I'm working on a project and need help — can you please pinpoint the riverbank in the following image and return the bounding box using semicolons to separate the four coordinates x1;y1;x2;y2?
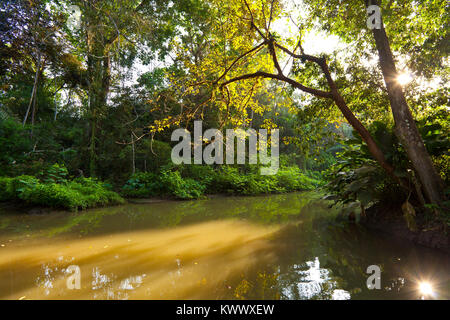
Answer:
0;191;319;214
0;175;125;211
362;203;450;254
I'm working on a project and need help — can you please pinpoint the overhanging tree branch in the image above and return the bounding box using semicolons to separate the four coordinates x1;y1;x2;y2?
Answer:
220;71;331;98
214;40;267;84
215;5;409;189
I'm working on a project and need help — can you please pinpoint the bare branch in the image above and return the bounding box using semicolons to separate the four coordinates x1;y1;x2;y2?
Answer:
267;0;276;31
268;39;283;75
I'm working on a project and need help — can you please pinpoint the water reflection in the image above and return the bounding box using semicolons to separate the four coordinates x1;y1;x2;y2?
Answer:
0;192;448;300
0;220;278;299
0;193;321;240
280;257;351;300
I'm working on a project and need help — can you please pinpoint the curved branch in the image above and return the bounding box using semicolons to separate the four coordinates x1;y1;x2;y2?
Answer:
220;71;331;98
268;39;283;75
214;41;267;84
274;42;336;92
274;42;324;65
243;0;268;40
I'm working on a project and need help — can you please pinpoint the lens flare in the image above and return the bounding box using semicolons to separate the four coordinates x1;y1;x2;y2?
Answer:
397;72;413;85
419;282;433;296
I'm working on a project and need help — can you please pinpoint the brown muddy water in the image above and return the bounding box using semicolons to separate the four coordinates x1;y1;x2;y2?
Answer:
0;192;448;300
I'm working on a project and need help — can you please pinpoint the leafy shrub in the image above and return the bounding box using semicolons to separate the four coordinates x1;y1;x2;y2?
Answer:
122;170;206;200
121;163;325;200
41;163;69;184
276;167;302;191
10;175;39;196
160;170;206;200
19;183;85;210
0;174;124;210
181;165;215;187
297;173;323;190
0;177;13;201
324;120;449;219
211;166;248;194
122;172;164;198
69;177;125;208
243;174;280;195
209;166;320;195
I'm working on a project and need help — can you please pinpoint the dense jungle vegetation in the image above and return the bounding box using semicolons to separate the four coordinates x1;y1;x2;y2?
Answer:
0;0;448;232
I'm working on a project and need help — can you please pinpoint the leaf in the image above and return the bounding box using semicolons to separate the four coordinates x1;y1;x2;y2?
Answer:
354;166;377;176
402;201;417;232
357;191;374;207
347;178;368;192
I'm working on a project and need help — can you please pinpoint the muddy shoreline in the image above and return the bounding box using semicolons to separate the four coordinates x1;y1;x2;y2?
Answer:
362;203;450;254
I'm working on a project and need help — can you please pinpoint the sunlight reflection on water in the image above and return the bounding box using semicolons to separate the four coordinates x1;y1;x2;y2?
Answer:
281;257;351;300
0;220;278;299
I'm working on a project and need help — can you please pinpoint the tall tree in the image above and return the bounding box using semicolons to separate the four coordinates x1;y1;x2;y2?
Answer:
364;0;445;204
179;0;403;185
65;0;210;176
180;0;447;205
301;0;448;204
0;0;65;129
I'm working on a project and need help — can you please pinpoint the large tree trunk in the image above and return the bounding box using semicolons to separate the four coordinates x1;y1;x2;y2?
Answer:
85;4;111;177
319;58;401;184
332;91;398;181
23;49;41;127
366;1;445;204
87;50;110;177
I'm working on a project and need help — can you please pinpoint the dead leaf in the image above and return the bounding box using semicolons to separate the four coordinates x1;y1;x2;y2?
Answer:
402;201;417;232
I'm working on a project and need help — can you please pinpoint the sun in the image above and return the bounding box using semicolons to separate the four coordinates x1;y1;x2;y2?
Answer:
419;282;433;296
397;72;413;85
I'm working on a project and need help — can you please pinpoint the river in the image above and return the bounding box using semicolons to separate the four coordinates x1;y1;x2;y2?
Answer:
0;192;448;300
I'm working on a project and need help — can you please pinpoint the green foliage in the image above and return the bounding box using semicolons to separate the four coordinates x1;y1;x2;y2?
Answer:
0;177;14;201
211;166;248;194
0;119;32;176
0;174;124;211
40;163;69;184
19;183;86;210
433;154;450;184
325;120;449;218
122;172;164;198
122;169;206;200
212;166;282;195
160;170;206;200
180;164;216;187
122;164;324;200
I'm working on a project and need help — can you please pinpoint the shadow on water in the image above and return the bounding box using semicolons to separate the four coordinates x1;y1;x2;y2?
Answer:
0;192;448;300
